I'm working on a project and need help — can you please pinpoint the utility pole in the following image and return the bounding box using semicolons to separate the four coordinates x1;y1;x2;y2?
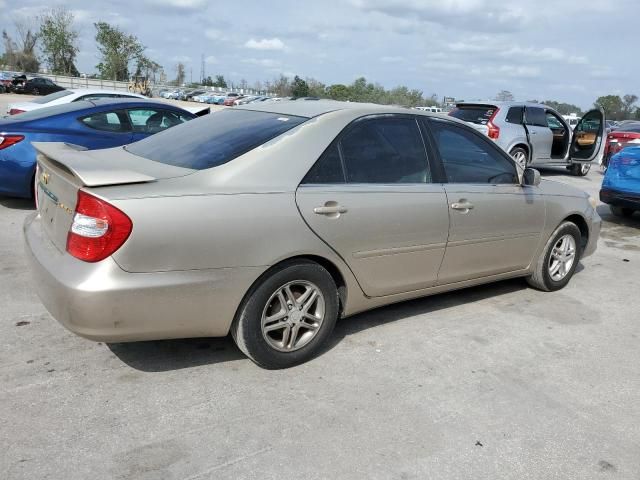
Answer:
200;54;205;84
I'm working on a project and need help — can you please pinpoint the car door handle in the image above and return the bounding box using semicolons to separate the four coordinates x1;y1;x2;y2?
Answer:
313;204;348;215
450;201;474;211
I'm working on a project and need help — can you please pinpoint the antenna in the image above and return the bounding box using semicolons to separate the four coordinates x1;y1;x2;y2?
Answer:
200;53;205;84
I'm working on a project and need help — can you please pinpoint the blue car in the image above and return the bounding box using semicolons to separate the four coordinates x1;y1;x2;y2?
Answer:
600;146;640;218
0;98;196;198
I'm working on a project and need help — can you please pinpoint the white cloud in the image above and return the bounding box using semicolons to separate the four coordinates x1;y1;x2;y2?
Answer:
242;58;281;68
244;38;286;51
148;0;206;9
205;29;225;41
205;56;218;65
380;56;405;63
171;55;192;63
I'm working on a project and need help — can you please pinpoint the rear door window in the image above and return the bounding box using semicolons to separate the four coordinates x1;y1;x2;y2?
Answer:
505;106;523;124
525;107;548;127
449;105;497;125
125;109;307;170
127;108;191;133
339;116;431;183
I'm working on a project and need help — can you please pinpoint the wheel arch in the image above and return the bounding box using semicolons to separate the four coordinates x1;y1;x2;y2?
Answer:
563;213;590;252
233;254;349;324
509;143;530;157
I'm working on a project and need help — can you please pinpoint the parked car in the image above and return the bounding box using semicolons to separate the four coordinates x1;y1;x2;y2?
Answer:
186;89;207;101
234;95;259;105
224;95;245;106
603;123;640;166
18;77;65;95
0;99;196;199
7;89;146;115
24;101;601;369
0;72;13;93
8;74;27;93
600;146;640;218
450;102;605;176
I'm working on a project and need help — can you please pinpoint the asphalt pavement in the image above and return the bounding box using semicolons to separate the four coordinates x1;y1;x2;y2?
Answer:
1;94;639;479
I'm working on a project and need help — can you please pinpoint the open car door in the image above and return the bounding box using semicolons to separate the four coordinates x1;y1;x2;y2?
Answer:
570;107;605;163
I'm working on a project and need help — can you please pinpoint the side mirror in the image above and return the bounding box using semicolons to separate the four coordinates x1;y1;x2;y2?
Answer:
523;168;541;186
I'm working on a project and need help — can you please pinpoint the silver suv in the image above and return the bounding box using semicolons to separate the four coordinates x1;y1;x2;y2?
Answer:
450;102;605;176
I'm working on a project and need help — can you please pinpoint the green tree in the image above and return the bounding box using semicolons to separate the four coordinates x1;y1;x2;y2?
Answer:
94;22;145;81
542;100;582;116
272;74;291;97
594;95;624;121
38;7;79;76
174;62;185;86
326;84;350;100
306;77;326;97
2;21;40;72
213;74;227;88
622;94;638;119
202;75;213;86
291;75;309;97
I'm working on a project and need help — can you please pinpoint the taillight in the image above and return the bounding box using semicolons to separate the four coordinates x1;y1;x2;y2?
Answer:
0;134;25;150
487;107;500;139
9;108;25;115
66;190;132;262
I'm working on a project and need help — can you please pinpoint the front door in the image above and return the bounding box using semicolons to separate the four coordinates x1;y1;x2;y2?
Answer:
524;106;554;162
570;108;606;163
296;115;450;297
425;118;546;284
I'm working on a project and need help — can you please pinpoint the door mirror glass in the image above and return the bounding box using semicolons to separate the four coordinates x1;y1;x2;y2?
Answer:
523;167;541;186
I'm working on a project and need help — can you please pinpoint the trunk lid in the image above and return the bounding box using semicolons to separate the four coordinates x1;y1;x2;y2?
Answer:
33;142;193;252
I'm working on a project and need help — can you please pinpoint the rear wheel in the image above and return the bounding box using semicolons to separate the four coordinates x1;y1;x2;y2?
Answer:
527;222;581;292
610;206;635;218
231;260;339;369
569;163;591;176
510;147;529;170
32;88;39;95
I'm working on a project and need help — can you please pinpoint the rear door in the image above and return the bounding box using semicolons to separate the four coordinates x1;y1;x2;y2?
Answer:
524;106;554;162
296;115;450;297
570;108;606;163
425;117;545;284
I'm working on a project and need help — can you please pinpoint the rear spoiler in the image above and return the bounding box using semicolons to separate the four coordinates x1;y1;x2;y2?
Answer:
182;105;210;117
33;142;157;187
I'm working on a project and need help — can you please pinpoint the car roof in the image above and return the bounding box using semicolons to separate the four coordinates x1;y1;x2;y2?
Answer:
66;88;144;96
456;100;551;109
236;99;418;118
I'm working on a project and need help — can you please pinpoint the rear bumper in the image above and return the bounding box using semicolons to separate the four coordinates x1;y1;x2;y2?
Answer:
600;188;640;210
24;213;266;342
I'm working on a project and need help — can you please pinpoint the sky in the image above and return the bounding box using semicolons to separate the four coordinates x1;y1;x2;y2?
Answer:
1;0;637;109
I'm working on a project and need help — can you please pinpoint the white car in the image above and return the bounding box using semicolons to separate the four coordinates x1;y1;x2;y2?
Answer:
7;89;146;115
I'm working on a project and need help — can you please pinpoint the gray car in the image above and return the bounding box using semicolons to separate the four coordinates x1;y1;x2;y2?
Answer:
24;101;601;368
450;101;605;176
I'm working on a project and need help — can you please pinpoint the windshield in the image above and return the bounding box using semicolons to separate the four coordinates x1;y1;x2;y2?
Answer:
449;105;497;125
31;90;73;104
125;109;308;170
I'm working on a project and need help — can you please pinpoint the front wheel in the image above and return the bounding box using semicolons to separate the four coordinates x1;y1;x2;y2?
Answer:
527;222;582;292
231;260;339;369
31;88;39;95
570;163;591;176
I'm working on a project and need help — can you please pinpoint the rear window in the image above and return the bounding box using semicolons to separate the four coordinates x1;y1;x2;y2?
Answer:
449;105;497;125
125;109;308;170
31;90;73;104
505;106;523;124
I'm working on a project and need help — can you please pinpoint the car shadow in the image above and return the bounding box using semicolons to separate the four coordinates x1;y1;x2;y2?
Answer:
597;204;640;227
109;278;532;372
108;336;245;372
0;197;35;210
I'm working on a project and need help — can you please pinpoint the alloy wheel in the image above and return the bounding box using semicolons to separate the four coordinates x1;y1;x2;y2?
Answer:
512;150;527;170
548;234;577;281
261;280;325;352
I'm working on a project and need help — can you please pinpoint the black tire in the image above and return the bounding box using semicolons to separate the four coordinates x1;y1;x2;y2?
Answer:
526;221;582;292
570;163;591;176
231;260;339;369
509;146;529;170
610;206;635;218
